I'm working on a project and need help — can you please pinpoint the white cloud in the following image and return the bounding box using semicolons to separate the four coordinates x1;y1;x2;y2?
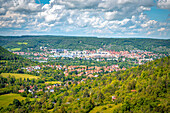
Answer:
141;20;157;28
157;0;170;9
158;27;165;31
0;0;169;38
147;31;154;35
0;8;6;15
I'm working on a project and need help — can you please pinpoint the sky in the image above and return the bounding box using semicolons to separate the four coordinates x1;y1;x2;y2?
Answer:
0;0;170;39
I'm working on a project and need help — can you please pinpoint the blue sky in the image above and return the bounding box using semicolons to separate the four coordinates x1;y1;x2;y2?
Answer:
0;0;169;38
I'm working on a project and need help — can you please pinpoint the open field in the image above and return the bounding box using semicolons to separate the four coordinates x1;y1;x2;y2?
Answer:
0;60;7;62
17;42;28;45
0;93;26;108
45;81;62;84
11;48;21;51
89;104;122;113
1;73;40;80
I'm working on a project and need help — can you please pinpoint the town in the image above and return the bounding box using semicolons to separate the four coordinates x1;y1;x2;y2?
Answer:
13;46;167;65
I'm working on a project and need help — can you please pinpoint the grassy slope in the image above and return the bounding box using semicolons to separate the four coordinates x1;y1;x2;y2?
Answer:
90;104;122;113
45;81;62;84
0;93;26;108
1;73;40;80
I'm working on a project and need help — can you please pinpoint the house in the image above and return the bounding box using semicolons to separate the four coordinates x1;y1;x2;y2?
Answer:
88;74;94;78
50;89;54;93
94;75;98;77
18;89;25;93
131;90;136;92
112;96;116;101
28;89;33;93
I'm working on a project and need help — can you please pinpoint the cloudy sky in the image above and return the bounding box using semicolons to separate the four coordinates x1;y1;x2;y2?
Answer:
0;0;169;38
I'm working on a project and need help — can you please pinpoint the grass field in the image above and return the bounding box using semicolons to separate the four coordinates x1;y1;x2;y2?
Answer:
0;60;7;62
17;42;28;45
45;81;62;84
1;73;40;80
89;104;122;113
0;93;26;108
11;48;21;51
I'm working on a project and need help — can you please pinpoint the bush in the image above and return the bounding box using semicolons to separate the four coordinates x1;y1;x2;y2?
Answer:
102;107;107;110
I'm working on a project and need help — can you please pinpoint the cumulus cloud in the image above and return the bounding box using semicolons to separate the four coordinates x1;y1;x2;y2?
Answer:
0;0;169;38
157;0;170;9
158;27;165;31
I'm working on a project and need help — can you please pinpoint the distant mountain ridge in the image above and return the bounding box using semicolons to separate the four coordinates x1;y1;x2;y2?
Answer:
0;36;170;54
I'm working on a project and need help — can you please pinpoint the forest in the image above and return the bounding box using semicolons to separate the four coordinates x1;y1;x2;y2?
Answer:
0;46;169;113
0;36;170;54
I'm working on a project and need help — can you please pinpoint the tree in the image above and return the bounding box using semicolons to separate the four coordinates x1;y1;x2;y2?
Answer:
13;99;21;107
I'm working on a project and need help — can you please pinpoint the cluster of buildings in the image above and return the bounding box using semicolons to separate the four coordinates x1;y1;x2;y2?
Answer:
64;65;125;77
22;64;125;78
13;47;167;65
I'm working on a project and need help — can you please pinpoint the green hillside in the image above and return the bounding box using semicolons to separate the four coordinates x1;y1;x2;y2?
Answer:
0;46;169;113
0;36;170;54
1;73;40;80
0;46;23;60
0;93;26;108
0;46;36;74
89;56;170;112
44;56;169;113
58;56;169;113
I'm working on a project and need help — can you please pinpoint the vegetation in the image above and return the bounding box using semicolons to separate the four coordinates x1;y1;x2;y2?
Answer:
1;73;40;80
0;46;23;60
45;81;62;84
11;48;21;51
0;36;169;54
0;93;26;108
17;42;28;45
89;104;122;113
0;41;169;113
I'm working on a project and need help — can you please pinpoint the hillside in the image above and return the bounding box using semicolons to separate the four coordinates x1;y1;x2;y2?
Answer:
57;56;170;113
0;46;23;60
0;36;170;54
91;56;170;112
0;46;36;74
0;46;169;113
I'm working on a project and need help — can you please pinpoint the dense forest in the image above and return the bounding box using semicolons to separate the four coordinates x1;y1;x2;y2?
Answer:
0;36;170;54
0;46;169;112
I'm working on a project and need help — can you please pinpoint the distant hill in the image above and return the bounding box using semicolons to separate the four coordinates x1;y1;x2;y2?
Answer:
0;36;170;54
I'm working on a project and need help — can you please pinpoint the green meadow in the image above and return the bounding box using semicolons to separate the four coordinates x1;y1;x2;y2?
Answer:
1;73;40;80
11;48;21;51
45;81;62;84
17;42;28;45
0;93;26;108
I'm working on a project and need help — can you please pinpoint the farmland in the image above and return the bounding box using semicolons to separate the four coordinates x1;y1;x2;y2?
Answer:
1;73;40;80
17;42;28;45
45;81;62;84
10;48;21;51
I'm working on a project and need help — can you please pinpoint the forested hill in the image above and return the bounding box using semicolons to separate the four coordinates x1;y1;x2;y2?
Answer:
86;56;170;113
0;46;23;60
107;56;170;112
0;36;170;54
0;46;169;112
0;46;35;73
57;56;169;113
